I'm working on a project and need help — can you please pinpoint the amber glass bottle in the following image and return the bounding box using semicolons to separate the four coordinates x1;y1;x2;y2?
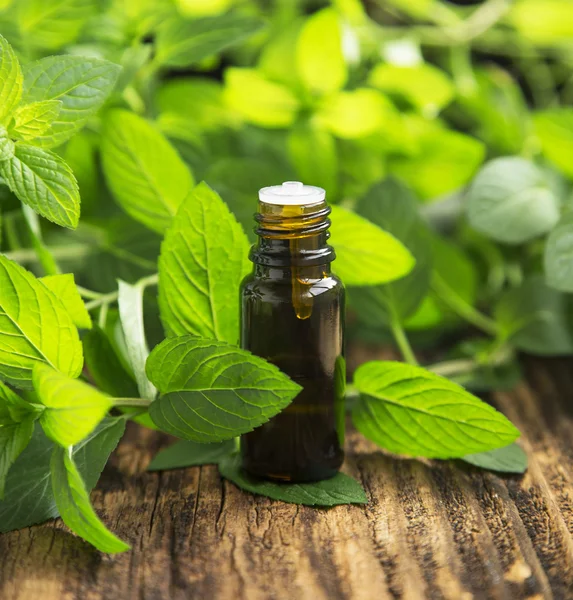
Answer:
240;181;345;483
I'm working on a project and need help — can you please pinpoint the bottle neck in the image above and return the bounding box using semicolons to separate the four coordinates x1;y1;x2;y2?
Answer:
249;199;335;269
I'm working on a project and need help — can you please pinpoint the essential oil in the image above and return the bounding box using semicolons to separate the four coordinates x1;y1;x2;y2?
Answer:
240;181;345;483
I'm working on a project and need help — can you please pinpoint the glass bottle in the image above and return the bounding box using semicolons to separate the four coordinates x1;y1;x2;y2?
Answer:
240;181;345;483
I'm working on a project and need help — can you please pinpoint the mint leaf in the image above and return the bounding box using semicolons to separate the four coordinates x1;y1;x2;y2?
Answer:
534;109;573;179
83;327;138;399
0;35;22;126
0;381;42;425
34;364;113;447
40;274;92;329
330;205;415;286
223;68;300;128
296;8;347;95
0;125;15;160
12;0;97;52
22;55;121;148
51;446;130;553
349;179;432;327
369;63;454;114
316;89;394;140
0;145;80;228
158;181;250;343
219;454;367;506
462;443;527;474
0;418;125;533
389;119;485;200
0;256;83;388
467;157;560;245
148;439;235;471
494;275;573;355
155;13;264;68
352;361;520;459
156;77;234;131
117;279;157;401
101;110;194;233
544;213;573;292
10;100;61;141
0;417;35;497
147;336;301;443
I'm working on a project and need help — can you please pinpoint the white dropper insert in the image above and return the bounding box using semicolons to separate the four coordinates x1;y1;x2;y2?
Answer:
259;181;325;206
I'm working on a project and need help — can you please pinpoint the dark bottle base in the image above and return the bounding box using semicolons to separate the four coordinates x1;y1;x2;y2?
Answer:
241;449;344;483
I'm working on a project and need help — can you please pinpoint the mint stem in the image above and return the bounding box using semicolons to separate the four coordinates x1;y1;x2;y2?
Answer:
389;311;419;366
84;273;158;311
113;398;152;408
432;274;499;336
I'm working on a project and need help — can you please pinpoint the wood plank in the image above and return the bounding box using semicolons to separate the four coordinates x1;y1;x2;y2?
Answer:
1;357;573;599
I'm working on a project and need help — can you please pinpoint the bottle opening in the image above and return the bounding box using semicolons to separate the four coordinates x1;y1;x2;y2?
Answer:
259;181;326;206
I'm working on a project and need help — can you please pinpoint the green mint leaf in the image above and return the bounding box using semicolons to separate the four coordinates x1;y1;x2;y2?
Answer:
330;205;415;286
223;68;300;128
117;279;157;401
83;327;139;399
147;336;301;443
296;8;347;95
34;364;113;447
287;121;338;199
0;418;125;533
158;181;250;343
467;157;560;245
12;0;97;52
0;125;15;161
22;55;121;148
0;381;42;425
51;445;130;553
0;256;83;388
101;109;194;233
544;213;573;292
258;20;301;89
156;77;235;132
316;89;395;140
369;63;454;114
155;13;264;69
462;443;527;474
40;273;92;329
10;99;61;141
219;454;367;506
352;361;520;459
0;145;80;228
349;179;432;327
388;118;485;200
0;35;22;126
0;417;35;498
147;439;235;471
534;109;573;179
494;275;573;356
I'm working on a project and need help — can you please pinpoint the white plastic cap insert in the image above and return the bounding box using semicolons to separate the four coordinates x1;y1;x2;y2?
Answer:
259;181;326;206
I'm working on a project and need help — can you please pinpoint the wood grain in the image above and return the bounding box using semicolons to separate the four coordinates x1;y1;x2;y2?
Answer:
1;356;573;599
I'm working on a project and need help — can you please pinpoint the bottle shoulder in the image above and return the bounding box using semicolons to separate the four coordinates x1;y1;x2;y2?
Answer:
241;270;344;302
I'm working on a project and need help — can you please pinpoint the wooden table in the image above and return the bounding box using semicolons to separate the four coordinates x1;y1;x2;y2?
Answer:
1;356;572;599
